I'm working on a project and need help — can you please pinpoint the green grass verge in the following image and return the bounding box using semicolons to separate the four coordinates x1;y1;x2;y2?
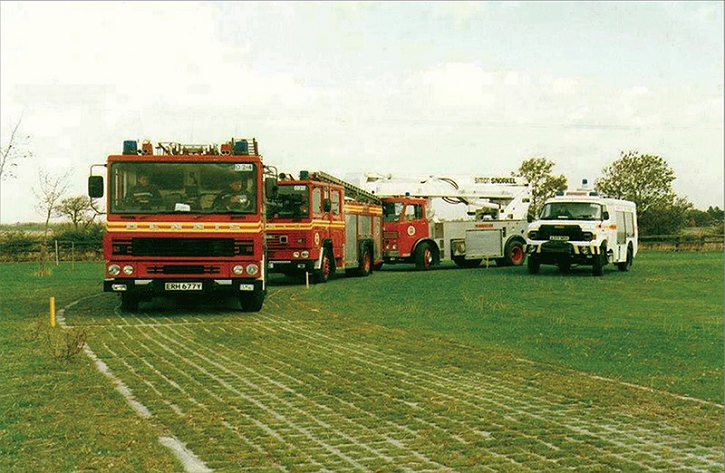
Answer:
0;262;179;472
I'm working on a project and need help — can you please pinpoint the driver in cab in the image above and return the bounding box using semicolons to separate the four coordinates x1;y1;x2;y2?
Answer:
213;176;253;211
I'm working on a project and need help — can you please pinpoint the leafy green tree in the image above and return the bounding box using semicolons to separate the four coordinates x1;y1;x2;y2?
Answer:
596;151;677;213
639;197;692;236
514;157;567;218
706;206;724;223
596;151;690;235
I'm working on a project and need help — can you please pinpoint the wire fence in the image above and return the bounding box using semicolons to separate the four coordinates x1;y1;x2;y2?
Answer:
0;240;103;263
1;234;722;264
639;234;724;252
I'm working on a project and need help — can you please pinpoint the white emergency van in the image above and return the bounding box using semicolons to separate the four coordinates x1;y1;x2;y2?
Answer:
525;185;638;276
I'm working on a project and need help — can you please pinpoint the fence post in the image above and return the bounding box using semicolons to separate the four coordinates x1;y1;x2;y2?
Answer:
55;240;59;266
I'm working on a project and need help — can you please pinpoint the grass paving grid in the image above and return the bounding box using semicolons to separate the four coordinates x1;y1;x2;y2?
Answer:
65;290;723;472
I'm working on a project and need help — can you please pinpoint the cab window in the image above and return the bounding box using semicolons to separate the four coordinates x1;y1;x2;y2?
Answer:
330;190;341;215
405;204;424;221
312;187;322;215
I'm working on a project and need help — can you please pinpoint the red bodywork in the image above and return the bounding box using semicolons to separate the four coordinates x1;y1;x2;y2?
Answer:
267;179;383;277
381;197;430;262
102;153;266;294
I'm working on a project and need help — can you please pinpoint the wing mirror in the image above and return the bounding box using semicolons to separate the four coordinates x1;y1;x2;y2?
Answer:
88;175;104;198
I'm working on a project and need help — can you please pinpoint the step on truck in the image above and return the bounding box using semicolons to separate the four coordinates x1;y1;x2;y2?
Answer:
525;182;638;276
265;170;383;282
88;138;267;311
356;174;532;270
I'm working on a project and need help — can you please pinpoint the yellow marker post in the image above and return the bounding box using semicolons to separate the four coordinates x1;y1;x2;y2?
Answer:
50;296;56;328
305;272;310;289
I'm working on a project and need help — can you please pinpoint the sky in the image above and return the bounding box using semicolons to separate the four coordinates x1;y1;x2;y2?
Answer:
1;1;723;223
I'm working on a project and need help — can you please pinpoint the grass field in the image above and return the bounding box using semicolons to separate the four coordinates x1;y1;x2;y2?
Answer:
1;251;722;471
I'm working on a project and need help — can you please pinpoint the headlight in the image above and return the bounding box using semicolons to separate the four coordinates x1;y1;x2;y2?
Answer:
581;247;591;255
232;265;244;275
301;250;309;258
528;231;538;240
293;251;300;258
246;264;259;276
108;264;121;276
122;265;134;275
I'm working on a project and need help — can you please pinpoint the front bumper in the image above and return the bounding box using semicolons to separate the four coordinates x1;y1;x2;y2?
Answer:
526;241;601;264
267;259;315;274
104;278;264;296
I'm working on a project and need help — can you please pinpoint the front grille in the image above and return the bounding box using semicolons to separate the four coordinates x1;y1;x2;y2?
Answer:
112;238;252;257
147;265;221;275
267;235;287;251
537;225;585;241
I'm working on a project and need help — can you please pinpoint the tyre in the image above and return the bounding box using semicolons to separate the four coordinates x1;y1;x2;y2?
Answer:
527;257;540;274
502;240;526;266
592;246;606;276
120;293;139;312
414;242;434;271
617;246;633;272
357;247;372;277
239;289;265;312
315;247;335;283
454;257;482;268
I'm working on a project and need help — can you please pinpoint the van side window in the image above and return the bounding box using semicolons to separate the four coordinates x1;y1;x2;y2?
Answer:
625;212;635;237
616;211;626;244
414;204;424;220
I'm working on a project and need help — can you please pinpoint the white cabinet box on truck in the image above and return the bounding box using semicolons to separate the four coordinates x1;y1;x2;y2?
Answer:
525;187;638;276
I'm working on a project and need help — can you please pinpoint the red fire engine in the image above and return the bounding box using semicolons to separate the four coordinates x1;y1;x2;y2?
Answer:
88;138;267;312
265;171;383;282
355;174;532;270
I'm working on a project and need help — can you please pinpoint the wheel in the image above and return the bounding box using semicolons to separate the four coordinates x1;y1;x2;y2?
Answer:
315;248;335;283
357;248;372;277
502;240;526;266
592;245;606;276
558;261;571;274
527;257;540;274
239;289;265;312
414;242;434;271
454;257;482;268
617;246;633;272
120;293;139;312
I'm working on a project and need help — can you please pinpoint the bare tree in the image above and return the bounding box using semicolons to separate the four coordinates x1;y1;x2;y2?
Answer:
56;195;98;230
34;170;69;276
0;118;32;223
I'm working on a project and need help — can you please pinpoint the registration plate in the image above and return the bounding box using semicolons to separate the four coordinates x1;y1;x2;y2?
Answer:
165;282;203;291
550;235;570;241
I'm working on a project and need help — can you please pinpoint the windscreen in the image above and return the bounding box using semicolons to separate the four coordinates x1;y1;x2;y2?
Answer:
383;202;404;222
110;162;258;214
540;202;602;221
267;184;309;219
